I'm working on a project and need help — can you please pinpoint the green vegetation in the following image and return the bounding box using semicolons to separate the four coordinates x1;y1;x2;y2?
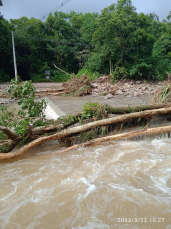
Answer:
8;79;47;117
0;80;47;139
1;0;171;82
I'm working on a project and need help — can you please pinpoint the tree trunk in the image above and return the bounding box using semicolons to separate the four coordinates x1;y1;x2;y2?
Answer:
1;106;171;160
0;126;19;140
109;103;168;114
56;125;171;154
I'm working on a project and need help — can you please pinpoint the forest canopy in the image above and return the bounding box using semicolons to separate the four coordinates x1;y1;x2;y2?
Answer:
1;0;171;82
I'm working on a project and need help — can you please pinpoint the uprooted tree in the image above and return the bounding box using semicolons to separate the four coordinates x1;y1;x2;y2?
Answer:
1;80;171;160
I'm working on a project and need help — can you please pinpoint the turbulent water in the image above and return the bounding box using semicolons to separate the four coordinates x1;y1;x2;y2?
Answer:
0;138;171;229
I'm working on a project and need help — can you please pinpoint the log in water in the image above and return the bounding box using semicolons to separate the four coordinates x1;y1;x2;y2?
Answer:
0;139;171;229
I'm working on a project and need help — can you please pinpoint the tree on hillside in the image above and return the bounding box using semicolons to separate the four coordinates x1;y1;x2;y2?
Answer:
68;11;98;69
44;11;83;74
152;34;171;79
10;16;46;80
0;18;13;82
87;0;166;79
90;0;138;75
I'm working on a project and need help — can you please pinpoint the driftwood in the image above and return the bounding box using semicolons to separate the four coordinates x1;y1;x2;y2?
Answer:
109;103;168;114
55;125;171;154
54;64;73;77
1;106;171;160
35;73;91;97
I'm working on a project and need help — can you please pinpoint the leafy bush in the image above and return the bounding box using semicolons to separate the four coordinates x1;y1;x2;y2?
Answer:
129;62;154;80
77;67;100;81
0;105;18;128
80;102;109;122
152;34;171;80
8;79;47;118
50;69;71;82
153;59;171;80
111;66;128;82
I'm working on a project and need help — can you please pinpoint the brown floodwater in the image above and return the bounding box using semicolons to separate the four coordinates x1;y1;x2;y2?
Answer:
1;95;171;229
0;138;171;229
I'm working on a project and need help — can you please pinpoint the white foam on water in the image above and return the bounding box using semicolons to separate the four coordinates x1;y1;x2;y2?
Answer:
109;183;126;190
43;103;59;120
77;177;96;200
61;177;73;185
150;174;171;196
1;139;171;228
0;197;31;229
72;217;111;229
26;221;41;229
37;178;43;183
0;182;17;201
31;187;55;204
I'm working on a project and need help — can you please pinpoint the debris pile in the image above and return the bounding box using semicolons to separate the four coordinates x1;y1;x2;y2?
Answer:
0;75;163;101
91;78;161;98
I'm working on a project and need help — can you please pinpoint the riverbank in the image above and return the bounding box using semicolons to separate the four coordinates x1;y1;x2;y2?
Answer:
0;79;163;105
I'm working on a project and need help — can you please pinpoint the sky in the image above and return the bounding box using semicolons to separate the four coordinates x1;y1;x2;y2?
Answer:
0;0;171;21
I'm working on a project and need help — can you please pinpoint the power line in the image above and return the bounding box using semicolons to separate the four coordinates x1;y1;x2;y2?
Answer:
40;0;71;21
14;0;71;34
81;0;101;12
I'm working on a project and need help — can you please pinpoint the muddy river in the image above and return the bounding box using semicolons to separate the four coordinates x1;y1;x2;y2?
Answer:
0;138;171;229
0;95;171;228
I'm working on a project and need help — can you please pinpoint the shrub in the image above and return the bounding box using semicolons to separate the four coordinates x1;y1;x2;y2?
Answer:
77;67;100;81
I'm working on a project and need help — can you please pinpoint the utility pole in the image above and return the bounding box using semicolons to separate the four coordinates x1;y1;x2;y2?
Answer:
11;30;18;82
110;58;112;75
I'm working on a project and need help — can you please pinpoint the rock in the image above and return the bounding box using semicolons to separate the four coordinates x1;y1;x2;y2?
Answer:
105;94;114;99
115;89;123;95
141;86;147;90
100;75;109;80
124;83;130;87
93;88;100;93
151;90;156;94
136;81;142;84
145;90;151;95
90;83;99;88
101;87;108;92
134;92;139;97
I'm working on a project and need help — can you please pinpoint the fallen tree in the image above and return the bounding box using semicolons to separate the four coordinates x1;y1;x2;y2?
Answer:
109;103;168;114
1;105;171;160
55;125;171;154
1;80;171;160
